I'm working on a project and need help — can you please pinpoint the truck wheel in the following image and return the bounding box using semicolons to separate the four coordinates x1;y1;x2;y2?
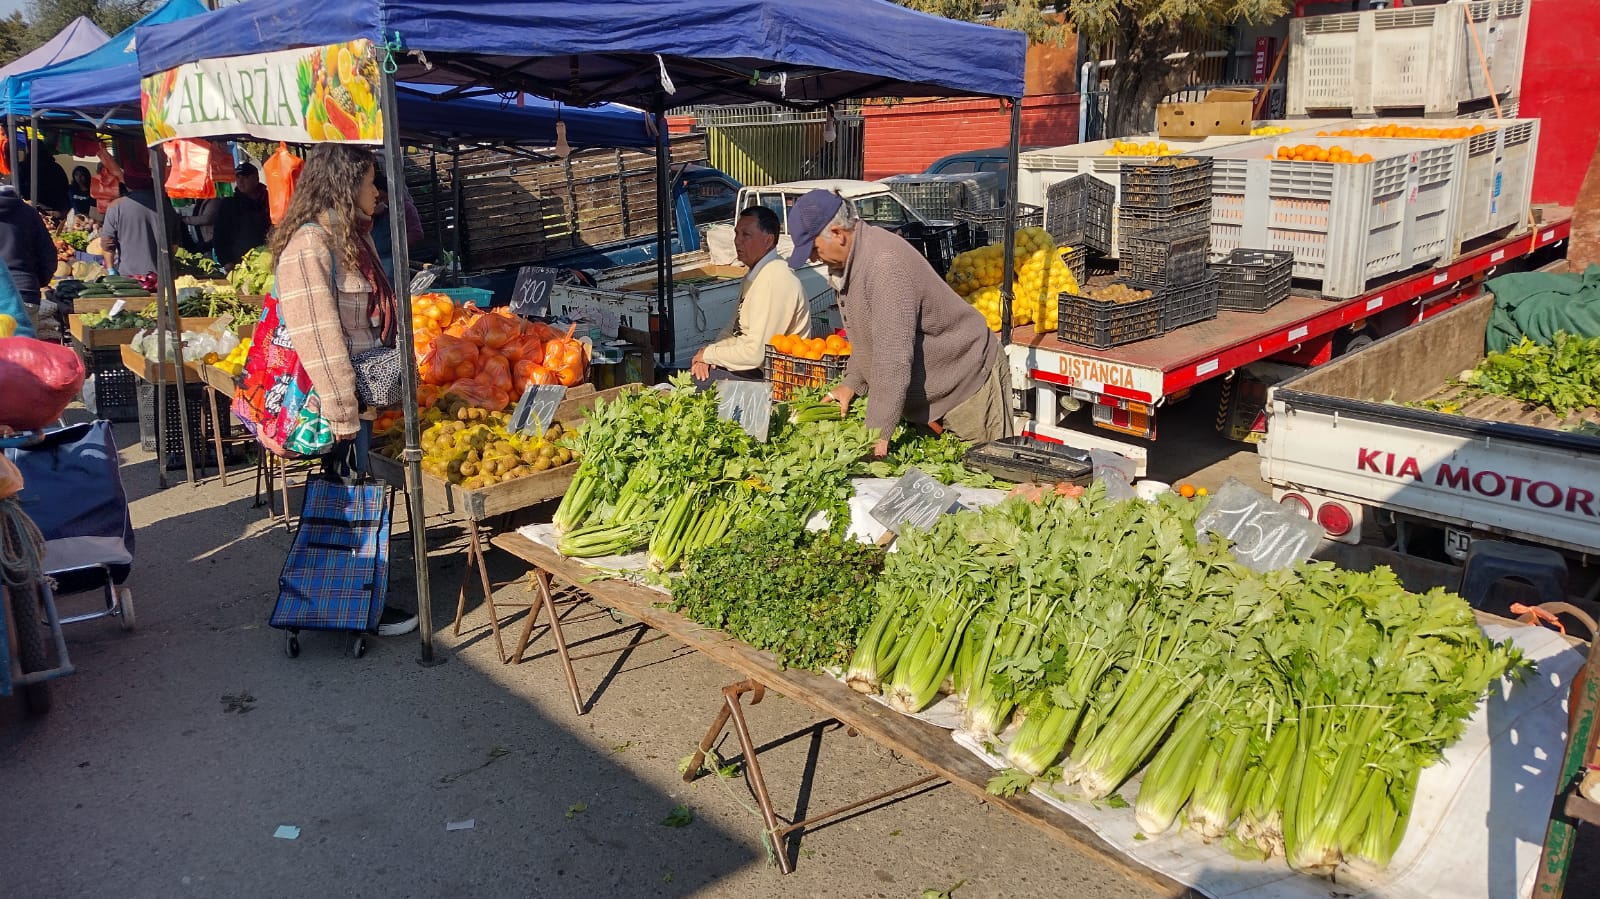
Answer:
1335;331;1374;357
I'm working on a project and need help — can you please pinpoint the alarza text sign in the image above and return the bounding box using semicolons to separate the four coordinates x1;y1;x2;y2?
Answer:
1195;478;1322;572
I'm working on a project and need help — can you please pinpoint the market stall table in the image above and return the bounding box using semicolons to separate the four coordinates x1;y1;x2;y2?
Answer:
489;529;1189;889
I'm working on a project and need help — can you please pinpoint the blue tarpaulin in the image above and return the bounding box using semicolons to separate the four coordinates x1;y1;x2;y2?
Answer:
0;16;108;82
0;0;207;118
135;0;1026;104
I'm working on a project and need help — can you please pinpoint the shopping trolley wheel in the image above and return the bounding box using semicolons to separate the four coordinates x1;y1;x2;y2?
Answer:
350;635;367;658
21;682;51;716
285;633;300;658
116;588;136;631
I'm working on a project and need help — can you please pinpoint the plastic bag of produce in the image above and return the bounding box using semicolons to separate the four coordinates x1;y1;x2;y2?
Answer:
0;337;85;431
263;143;303;225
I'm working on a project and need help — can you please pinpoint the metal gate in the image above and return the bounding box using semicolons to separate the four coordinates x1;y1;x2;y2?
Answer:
674;103;863;186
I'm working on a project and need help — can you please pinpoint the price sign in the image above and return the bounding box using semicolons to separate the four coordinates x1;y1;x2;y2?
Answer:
870;468;964;536
508;384;567;437
1195;478;1323;572
510;266;559;317
716;380;772;442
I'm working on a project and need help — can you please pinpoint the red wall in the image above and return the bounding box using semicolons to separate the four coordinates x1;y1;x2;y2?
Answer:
1520;0;1600;205
861;94;1080;181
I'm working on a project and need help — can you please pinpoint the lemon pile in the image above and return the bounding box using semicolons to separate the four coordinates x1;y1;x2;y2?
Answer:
1103;140;1175;157
1250;125;1294;136
946;227;1081;333
206;336;253;377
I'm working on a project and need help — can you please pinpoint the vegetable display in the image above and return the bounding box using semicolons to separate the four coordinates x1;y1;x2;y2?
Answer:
1457;332;1600;416
552;378;994;570
844;485;1528;877
81;310;156;330
227;247;274;297
389;392;577;490
671;518;885;672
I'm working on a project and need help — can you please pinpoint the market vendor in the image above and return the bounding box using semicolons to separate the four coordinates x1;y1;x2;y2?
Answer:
788;189;1011;455
690;205;810;386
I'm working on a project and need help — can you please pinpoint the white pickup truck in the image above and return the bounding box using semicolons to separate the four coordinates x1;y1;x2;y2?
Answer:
1259;291;1600;562
548;180;927;361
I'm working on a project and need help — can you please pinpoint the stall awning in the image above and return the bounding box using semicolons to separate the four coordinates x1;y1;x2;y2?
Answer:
0;16;109;82
134;0;1027;105
0;0;206;117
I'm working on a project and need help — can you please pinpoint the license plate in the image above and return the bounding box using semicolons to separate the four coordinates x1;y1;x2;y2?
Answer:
1444;526;1472;561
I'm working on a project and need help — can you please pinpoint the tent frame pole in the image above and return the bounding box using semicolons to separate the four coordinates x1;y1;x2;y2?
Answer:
999;98;1022;345
148;144;199;487
380;71;439;666
653;102;673;365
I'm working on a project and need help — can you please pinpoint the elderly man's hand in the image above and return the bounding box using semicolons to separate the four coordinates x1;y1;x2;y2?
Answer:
823;385;855;417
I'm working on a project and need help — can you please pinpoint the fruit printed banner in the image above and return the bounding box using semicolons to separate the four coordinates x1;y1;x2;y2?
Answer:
142;40;383;145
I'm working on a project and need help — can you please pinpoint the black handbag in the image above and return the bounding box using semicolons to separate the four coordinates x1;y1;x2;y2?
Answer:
349;345;403;408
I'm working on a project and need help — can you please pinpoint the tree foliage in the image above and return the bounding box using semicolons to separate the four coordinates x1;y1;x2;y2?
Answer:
21;1;157;53
0;13;31;67
898;0;1291;135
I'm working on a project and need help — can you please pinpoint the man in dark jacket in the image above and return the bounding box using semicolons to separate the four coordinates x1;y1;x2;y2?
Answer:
0;184;59;308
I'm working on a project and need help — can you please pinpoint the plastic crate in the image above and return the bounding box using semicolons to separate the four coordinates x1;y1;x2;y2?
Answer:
1121;230;1210;285
1286;0;1528;116
1159;274;1220;332
136;381;225;470
436;286;495;308
1044;175;1113;255
1212;249;1294;312
953;203;1044;247
1119;157;1214;209
1280;117;1540;244
898;222;960;277
762;346;849;401
1118;202;1210;244
880;173;999;221
1056;287;1163;349
963;436;1092;485
1061;246;1088;287
1195;135;1465;298
85;345;138;422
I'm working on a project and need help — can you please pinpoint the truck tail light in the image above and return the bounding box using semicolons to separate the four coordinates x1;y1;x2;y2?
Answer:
1250;411;1267;434
1279;493;1312;519
1317;502;1355;538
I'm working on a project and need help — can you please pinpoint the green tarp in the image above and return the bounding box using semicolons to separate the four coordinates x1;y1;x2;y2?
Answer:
1485;264;1600;352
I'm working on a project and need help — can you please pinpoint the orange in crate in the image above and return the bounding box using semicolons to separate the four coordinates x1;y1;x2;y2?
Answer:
763;332;850;401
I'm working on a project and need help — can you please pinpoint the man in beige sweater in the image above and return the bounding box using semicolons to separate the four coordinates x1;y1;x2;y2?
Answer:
691;206;811;386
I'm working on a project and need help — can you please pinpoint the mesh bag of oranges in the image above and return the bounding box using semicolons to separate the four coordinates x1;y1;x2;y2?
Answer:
764;333;851;400
945;226;1081;333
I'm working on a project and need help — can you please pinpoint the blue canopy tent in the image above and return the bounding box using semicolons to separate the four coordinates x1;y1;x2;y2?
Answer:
136;0;1026;663
2;0;207;196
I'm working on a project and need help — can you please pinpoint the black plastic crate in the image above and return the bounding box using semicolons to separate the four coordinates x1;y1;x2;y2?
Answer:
762;346;849;402
1045;175;1114;256
1061;246;1088;288
953;203;1043;247
1213;249;1294;313
963;435;1092;485
1119;201;1210;243
1120;157;1214;209
1159;274;1220;333
1056;286;1163;349
85;345;138;422
1122;230;1211;285
137;381;221;470
898;222;960;277
881;173;996;222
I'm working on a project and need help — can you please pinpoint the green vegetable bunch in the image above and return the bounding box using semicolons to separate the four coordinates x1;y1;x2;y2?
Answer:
174;247;224;278
82;310;157;330
59;230;90;251
671;517;885;672
1461;331;1600;415
228;247;275;296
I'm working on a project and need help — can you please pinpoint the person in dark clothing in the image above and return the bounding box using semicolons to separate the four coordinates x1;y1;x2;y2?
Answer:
211;162;271;266
67;166;94;219
16;143;71;217
0;184;60;305
101;171;163;278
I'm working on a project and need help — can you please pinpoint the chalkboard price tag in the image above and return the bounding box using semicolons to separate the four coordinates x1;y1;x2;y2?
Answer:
870;468;964;536
716;380;772;442
509;384;567;437
510;266;559;317
1195;477;1323;572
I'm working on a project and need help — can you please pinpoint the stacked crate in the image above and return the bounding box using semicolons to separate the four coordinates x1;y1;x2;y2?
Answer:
1118;158;1219;332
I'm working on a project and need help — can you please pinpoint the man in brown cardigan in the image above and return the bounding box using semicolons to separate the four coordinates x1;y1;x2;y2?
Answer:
788;189;1011;456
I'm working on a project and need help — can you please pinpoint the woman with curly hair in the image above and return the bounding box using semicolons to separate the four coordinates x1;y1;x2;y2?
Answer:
269;143;413;636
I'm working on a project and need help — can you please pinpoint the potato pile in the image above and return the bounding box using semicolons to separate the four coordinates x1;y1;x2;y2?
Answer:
398;394;578;490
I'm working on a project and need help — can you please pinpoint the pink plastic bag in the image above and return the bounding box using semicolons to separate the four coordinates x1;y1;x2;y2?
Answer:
0;337;85;431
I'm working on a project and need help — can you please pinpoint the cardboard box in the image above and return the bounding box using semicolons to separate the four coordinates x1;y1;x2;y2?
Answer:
1158;89;1258;139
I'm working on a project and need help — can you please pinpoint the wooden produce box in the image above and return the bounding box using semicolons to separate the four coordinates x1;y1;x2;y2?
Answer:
196;362;240;397
71;295;153;316
71;314;254;349
119;342;202;384
368;383;638;522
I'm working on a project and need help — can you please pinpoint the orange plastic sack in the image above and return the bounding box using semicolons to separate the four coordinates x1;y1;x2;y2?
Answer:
263;142;303;224
418;334;479;386
0;137;9;177
163;138;214;199
209;145;236;185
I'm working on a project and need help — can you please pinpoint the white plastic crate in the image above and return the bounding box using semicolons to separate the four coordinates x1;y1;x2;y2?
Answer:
1016;135;1264;257
1192;137;1466;299
1287;0;1529;116
1279;117;1540;243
